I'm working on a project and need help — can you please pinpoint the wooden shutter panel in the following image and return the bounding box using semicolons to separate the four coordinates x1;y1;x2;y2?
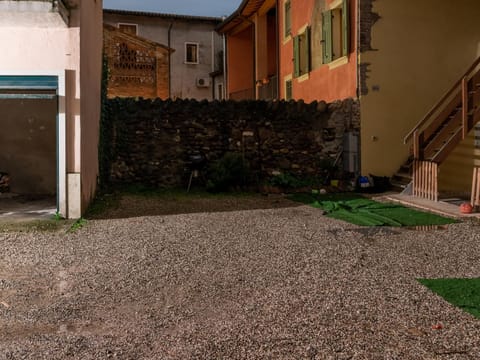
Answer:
293;35;300;78
305;26;311;73
322;11;332;64
342;0;349;56
284;0;291;37
286;80;292;100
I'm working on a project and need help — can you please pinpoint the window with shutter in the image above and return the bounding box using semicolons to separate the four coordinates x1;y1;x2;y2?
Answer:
285;79;293;100
284;0;291;38
293;26;311;78
322;0;350;64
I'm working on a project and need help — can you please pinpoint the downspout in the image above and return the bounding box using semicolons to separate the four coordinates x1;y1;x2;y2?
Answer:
356;0;360;99
356;0;362;175
211;31;215;100
223;33;227;99
168;22;173;98
252;21;256;99
275;0;280;100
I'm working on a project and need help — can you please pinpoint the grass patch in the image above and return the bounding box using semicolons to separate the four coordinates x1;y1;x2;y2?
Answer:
0;219;69;233
418;278;480;319
289;193;455;227
68;218;87;233
85;185;261;219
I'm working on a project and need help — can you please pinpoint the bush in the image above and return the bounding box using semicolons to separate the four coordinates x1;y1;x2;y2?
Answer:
206;153;250;192
269;173;305;189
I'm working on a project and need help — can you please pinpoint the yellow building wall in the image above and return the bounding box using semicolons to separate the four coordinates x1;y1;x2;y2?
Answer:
360;0;480;193
439;131;480;194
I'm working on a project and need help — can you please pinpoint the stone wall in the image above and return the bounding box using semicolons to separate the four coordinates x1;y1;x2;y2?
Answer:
103;98;360;188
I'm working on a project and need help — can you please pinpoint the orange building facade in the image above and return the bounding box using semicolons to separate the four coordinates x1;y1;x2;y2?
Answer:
279;0;357;103
217;0;279;101
218;0;357;103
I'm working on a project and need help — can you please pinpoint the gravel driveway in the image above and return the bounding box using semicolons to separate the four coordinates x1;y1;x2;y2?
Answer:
1;205;480;359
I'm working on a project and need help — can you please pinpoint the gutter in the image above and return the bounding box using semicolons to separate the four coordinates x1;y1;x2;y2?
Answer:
215;0;256;33
168;22;173;98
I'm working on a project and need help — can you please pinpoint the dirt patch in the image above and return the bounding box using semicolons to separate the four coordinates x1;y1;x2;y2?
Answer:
87;192;300;219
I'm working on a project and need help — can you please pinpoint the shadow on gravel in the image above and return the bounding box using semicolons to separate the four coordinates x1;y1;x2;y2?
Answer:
85;189;302;220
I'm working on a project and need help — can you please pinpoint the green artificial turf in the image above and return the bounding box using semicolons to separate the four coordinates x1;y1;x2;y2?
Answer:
418;278;480;319
289;193;455;227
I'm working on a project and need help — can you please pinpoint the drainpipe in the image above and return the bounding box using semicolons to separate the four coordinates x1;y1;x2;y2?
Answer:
275;0;280;99
211;31;215;100
356;0;360;99
168;22;173;98
223;33;227;99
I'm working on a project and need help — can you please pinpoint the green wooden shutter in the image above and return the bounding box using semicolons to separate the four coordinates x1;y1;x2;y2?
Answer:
286;79;292;100
293;35;300;77
284;0;291;37
305;26;311;73
322;11;332;64
342;0;349;56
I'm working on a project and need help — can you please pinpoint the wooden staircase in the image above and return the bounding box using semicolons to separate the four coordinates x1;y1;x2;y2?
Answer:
399;56;480;200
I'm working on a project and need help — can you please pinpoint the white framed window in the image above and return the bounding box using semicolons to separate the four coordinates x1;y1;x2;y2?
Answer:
284;0;291;39
322;0;350;64
117;23;138;35
284;74;293;100
185;42;199;64
293;25;311;78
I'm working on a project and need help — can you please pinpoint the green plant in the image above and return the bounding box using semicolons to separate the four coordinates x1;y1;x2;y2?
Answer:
418;278;480;319
52;210;64;221
68;218;87;233
269;173;305;189
206;153;251;192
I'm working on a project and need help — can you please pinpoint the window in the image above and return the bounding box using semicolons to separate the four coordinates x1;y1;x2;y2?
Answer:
293;27;311;78
185;43;199;64
285;78;293;100
284;0;291;38
217;83;224;100
322;0;349;64
118;23;138;35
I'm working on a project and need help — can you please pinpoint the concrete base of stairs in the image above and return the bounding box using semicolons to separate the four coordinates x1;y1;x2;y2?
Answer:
376;193;480;219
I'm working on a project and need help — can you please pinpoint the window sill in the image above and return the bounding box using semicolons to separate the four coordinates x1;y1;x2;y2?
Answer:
297;73;309;83
327;56;348;70
184;62;199;65
283;34;291;45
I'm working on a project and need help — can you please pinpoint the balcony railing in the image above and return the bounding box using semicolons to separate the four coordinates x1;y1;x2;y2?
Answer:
258;75;278;101
229;88;255;101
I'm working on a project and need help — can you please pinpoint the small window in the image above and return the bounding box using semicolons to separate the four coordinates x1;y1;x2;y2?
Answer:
217;83;224;100
118;23;138;35
284;0;291;38
322;0;349;64
293;27;311;78
185;43;199;64
285;79;293;100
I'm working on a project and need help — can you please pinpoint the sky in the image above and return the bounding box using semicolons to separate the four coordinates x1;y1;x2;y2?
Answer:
103;0;243;18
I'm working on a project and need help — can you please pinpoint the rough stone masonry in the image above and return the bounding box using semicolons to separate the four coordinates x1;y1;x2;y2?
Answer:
103;98;360;188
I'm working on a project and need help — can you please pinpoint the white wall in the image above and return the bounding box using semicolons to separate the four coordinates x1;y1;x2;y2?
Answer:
104;12;223;100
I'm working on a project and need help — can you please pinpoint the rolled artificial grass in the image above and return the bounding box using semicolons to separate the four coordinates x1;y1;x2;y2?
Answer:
289;193;455;227
418;278;480;319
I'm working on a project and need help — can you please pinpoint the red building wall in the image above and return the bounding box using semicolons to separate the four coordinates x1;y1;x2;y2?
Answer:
279;0;357;103
227;26;254;98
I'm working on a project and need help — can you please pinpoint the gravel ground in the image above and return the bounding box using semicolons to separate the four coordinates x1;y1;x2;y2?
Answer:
1;205;480;359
